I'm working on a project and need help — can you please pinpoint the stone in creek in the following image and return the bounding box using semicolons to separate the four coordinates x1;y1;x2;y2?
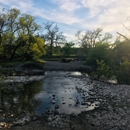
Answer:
55;105;59;109
71;113;77;117
47;110;53;114
54;110;59;115
62;102;66;104
51;100;55;104
81;102;86;105
32;116;37;121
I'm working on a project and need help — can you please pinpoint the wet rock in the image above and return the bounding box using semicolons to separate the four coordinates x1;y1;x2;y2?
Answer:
32;116;37;121
48;117;52;121
51;100;55;104
13;114;31;126
47;110;53;114
55;105;59;109
54;110;59;115
81;102;86;105
71;113;77;117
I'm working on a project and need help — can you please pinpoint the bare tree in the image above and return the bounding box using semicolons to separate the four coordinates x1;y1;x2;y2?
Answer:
116;22;130;42
116;32;130;42
43;21;66;55
76;28;112;48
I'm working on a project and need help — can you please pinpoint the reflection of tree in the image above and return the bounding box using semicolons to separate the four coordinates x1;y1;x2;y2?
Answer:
0;81;43;119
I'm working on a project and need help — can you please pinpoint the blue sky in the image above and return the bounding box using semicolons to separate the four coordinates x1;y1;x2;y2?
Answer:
0;0;130;41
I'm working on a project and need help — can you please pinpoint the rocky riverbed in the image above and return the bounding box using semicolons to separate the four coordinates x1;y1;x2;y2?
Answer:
0;61;130;130
1;75;128;130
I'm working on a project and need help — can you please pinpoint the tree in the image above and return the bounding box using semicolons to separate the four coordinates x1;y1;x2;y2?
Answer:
76;28;112;48
0;8;10;44
61;42;75;56
116;61;130;84
0;8;21;59
0;8;46;60
112;40;130;66
91;59;111;81
86;42;110;66
43;22;66;55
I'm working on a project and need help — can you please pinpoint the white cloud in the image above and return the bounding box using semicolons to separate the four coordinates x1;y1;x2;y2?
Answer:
52;0;81;12
81;0;130;18
0;0;130;41
79;0;130;35
64;33;76;41
0;0;82;25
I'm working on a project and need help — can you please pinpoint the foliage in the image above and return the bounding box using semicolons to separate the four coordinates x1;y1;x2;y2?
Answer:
61;42;75;56
112;40;130;65
86;42;110;66
0;8;46;61
30;37;46;59
116;61;130;84
91;59;111;81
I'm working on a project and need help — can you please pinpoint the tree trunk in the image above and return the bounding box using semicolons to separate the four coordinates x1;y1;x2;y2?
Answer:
49;40;53;56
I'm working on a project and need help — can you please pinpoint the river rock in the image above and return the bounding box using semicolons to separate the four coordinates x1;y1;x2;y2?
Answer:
51;100;55;104
55;105;59;109
54;110;59;115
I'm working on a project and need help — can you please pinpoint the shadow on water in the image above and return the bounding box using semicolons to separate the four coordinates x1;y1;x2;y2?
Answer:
0;71;100;126
0;82;42;121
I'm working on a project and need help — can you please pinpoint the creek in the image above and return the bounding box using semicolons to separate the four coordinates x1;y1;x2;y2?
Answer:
0;71;99;126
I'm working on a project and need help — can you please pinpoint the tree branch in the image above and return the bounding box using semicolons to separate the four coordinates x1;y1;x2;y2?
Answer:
116;32;130;42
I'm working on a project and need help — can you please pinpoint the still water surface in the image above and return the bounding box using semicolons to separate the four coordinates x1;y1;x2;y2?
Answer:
29;71;97;115
0;71;98;120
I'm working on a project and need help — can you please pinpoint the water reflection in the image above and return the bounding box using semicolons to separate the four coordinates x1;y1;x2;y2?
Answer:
0;71;99;123
34;71;98;115
0;82;43;121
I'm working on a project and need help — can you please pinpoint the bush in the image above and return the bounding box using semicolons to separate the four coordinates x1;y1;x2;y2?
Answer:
116;61;130;84
91;59;111;81
86;43;110;66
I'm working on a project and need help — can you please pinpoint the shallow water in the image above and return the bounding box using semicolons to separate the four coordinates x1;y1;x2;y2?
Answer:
31;71;98;115
0;71;99;121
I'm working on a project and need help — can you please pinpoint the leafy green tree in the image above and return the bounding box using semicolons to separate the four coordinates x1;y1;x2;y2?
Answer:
112;40;130;66
0;8;45;61
91;59;111;81
86;42;110;66
116;61;130;84
30;36;46;59
61;42;75;56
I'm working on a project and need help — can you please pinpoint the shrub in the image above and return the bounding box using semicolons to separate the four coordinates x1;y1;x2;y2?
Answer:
91;59;111;81
116;61;130;84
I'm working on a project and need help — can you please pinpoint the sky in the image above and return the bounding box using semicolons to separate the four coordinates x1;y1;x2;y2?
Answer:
0;0;130;42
